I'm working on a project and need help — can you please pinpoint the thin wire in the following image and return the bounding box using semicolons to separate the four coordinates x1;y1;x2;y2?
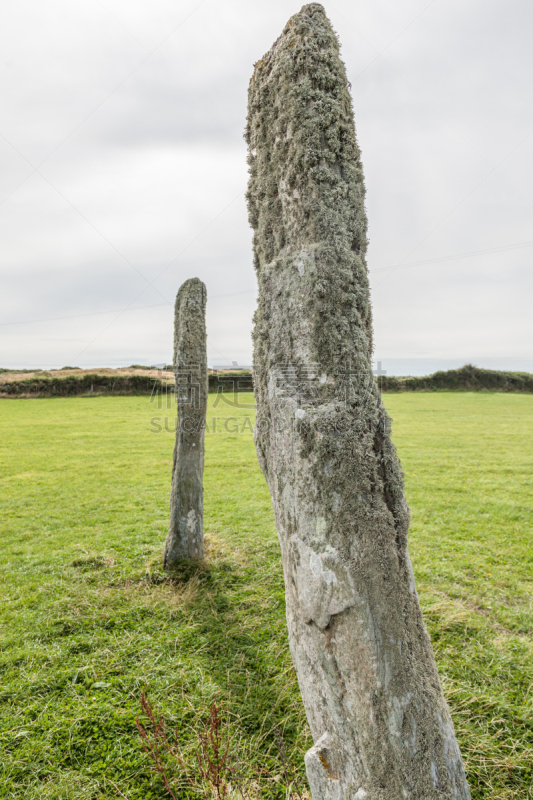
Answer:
2;238;531;329
374;53;533;214
0;290;255;327
0;132;171;305
0;0;209;390
4;2;530;367
145;190;246;286
0;0;216;326
0;304;168;328
329;1;533;214
346;0;440;83
59;187;246;366
0;1;225;387
375;125;533;286
0;0;209;209
370;239;533;274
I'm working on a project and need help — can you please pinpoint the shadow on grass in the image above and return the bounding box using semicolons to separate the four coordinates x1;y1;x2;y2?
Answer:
130;548;310;798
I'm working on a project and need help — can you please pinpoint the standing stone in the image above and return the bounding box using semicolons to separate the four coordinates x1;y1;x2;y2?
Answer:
246;5;470;799
164;278;207;566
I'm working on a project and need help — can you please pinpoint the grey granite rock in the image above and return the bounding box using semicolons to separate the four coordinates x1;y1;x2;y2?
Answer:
246;5;470;798
164;278;207;566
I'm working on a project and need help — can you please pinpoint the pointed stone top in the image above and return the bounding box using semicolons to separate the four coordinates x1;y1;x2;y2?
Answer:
252;2;338;79
288;3;328;23
175;278;206;316
176;277;205;299
300;2;326;12
246;3;371;373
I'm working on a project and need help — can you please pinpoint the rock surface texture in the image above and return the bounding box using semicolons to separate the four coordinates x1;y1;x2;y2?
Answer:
164;278;207;566
246;5;470;799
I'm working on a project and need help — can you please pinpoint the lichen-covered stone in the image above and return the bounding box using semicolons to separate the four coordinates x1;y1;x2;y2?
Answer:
164;278;207;566
246;5;470;798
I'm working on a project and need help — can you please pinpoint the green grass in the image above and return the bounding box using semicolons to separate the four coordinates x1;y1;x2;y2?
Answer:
0;392;532;798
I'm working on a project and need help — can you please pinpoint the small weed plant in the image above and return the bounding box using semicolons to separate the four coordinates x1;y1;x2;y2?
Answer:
136;692;304;799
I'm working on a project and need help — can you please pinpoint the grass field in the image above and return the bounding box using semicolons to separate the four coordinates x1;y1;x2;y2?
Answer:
0;392;532;799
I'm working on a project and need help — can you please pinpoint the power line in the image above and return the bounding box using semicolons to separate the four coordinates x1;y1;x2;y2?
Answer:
0;290;255;327
370;239;533;274
0;303;169;328
1;238;532;329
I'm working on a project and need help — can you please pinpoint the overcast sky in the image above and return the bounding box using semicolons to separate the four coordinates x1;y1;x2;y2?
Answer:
1;0;532;371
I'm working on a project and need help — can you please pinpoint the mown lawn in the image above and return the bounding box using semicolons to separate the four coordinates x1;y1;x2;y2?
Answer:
0;392;532;799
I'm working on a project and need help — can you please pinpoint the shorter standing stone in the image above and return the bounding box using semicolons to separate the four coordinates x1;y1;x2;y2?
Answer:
164;278;207;566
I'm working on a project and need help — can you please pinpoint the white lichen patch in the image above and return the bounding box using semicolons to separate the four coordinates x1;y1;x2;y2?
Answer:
290;537;357;629
315;516;327;536
295;249;315;277
186;509;198;534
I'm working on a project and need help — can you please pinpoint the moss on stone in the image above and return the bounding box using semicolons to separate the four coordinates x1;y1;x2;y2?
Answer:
246;6;471;798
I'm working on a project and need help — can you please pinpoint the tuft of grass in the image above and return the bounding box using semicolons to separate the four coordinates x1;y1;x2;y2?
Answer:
0;392;532;798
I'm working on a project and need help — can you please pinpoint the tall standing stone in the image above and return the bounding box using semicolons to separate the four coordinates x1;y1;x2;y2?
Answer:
246;5;470;799
164;278;207;566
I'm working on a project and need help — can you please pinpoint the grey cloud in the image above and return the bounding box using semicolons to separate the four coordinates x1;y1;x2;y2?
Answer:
0;0;531;369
